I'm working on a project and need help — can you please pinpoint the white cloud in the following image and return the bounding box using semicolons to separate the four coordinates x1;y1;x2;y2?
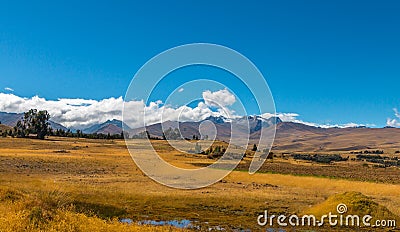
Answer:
261;112;369;128
202;89;236;107
386;108;400;127
261;112;299;122
123;100;223;129
178;88;184;93
4;87;14;92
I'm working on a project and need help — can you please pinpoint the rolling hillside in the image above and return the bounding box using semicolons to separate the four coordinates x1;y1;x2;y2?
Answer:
131;117;400;152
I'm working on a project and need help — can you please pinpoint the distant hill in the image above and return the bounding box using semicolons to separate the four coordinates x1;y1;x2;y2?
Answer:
82;119;130;135
48;121;68;131
0;112;23;126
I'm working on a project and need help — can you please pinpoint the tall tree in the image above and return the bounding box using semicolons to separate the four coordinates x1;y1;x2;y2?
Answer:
252;144;258;152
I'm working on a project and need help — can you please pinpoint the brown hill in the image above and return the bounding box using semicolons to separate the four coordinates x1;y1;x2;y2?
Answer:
95;124;123;135
0;124;12;132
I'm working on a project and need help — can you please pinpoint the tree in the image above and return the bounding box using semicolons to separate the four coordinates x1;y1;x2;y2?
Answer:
163;127;181;140
16;109;50;139
76;129;82;138
194;142;202;154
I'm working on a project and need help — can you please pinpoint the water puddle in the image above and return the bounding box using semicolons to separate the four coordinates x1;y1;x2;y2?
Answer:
120;218;196;229
139;219;193;228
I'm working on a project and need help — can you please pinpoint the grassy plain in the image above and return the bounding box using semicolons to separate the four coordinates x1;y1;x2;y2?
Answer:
0;137;399;231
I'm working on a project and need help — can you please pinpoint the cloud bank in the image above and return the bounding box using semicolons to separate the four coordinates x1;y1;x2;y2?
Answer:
261;112;369;129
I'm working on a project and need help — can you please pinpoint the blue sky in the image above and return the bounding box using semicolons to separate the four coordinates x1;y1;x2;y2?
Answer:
0;0;399;127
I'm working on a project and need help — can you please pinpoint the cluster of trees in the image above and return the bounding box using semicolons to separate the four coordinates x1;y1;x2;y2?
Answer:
50;128;126;140
131;127;206;141
355;154;400;168
203;145;251;160
1;109;126;140
131;131;150;139
292;153;348;164
188;143;268;160
204;145;227;159
350;150;384;154
163;127;182;140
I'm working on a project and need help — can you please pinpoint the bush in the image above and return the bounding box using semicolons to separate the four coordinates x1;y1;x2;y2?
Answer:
292;154;348;164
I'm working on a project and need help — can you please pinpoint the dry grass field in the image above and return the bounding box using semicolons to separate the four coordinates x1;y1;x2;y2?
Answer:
0;137;399;231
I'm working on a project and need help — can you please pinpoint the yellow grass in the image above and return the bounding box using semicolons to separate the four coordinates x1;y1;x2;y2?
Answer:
0;137;399;231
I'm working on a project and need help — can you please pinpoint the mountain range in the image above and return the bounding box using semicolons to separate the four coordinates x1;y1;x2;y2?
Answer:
1;111;400;152
131;115;400;152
